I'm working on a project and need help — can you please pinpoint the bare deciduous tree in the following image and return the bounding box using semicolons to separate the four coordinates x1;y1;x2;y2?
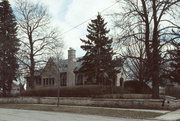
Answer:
122;41;147;82
15;0;63;89
114;0;180;98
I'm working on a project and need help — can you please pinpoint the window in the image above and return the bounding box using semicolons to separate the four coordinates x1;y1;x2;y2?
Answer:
43;79;46;86
49;79;52;85
36;78;41;85
43;78;55;86
49;78;55;86
46;78;48;85
120;77;124;87
76;74;83;85
52;78;55;85
61;74;67;86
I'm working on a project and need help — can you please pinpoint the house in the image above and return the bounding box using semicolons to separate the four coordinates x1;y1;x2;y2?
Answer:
0;79;23;96
26;48;126;90
10;82;20;96
0;80;2;96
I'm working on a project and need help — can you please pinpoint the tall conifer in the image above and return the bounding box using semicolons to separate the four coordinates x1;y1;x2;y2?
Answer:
0;0;19;95
80;13;115;84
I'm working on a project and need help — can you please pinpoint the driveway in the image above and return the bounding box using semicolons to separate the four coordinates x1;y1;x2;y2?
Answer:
0;108;149;121
154;109;180;121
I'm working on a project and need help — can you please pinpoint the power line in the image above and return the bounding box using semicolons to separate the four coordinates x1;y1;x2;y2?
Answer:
60;1;119;36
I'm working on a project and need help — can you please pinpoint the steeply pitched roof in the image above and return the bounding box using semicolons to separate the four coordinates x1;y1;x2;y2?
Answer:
74;59;83;72
25;70;42;77
25;57;123;77
74;58;123;73
52;57;83;73
51;58;68;73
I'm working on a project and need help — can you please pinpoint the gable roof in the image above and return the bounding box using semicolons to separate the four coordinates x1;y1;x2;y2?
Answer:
74;58;123;73
74;60;83;72
25;56;123;77
51;57;82;73
25;70;42;77
51;58;68;73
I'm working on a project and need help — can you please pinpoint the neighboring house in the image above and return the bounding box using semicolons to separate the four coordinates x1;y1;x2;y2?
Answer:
0;81;2;95
10;82;20;96
0;80;23;96
0;73;2;94
26;48;126;90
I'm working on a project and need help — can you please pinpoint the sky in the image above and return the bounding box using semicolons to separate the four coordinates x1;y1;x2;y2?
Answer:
8;0;119;59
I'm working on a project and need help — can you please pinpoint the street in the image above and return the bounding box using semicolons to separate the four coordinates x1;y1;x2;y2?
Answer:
0;108;148;121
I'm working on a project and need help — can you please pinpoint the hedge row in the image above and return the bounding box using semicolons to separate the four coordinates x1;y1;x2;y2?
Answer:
165;86;180;99
21;85;132;97
124;81;152;94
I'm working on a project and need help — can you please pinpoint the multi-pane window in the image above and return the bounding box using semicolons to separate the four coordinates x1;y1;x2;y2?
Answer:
43;78;55;86
60;73;67;86
49;79;52;85
120;77;124;87
76;74;83;85
43;79;46;86
52;78;54;85
36;78;41;85
49;78;55;85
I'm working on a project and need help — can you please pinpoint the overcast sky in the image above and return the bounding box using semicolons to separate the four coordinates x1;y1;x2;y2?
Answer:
9;0;119;59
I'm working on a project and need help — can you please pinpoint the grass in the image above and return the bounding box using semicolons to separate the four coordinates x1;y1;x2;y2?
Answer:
0;104;162;119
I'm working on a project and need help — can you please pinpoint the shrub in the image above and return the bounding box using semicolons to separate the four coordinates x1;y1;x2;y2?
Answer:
124;80;152;94
165;86;180;99
96;94;164;99
21;85;132;97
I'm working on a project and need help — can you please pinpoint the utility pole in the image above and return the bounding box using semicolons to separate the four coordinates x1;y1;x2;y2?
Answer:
55;53;62;107
57;59;61;107
57;77;60;107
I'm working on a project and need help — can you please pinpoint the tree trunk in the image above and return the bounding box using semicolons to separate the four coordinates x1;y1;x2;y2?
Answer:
152;0;160;98
29;33;35;89
141;0;151;82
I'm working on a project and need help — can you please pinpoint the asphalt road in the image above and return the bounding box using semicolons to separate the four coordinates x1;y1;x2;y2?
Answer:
0;108;148;121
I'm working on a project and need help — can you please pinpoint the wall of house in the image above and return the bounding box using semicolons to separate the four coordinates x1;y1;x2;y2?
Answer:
10;87;20;96
38;58;60;89
26;75;43;90
26;48;126;90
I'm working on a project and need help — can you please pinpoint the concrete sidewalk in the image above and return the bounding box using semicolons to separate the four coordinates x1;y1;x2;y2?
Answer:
153;109;180;121
0;108;151;121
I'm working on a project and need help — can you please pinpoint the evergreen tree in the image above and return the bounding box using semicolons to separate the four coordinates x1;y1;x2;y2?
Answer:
0;0;19;96
80;13;116;85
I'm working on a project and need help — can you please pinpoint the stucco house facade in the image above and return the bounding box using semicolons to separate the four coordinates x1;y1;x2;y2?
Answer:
26;48;125;90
